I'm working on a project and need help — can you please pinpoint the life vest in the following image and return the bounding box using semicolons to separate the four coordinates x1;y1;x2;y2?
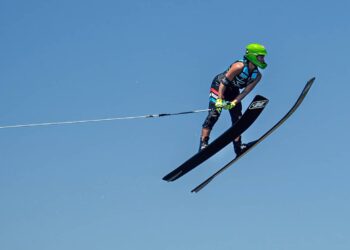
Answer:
219;58;260;89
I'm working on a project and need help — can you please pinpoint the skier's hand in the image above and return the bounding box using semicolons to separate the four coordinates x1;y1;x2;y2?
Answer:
224;100;238;110
215;98;225;111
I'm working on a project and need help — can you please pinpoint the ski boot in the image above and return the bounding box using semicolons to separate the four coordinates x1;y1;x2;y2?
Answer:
233;139;248;156
199;137;209;152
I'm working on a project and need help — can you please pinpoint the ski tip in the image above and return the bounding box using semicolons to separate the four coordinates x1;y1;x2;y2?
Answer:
308;77;316;84
302;77;316;94
254;94;269;101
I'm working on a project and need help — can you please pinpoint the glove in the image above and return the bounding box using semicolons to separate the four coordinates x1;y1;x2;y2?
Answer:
224;100;238;110
215;98;225;112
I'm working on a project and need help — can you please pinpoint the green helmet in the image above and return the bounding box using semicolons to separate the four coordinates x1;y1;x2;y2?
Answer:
245;43;267;69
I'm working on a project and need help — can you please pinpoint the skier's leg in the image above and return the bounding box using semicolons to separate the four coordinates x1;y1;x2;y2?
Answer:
200;107;221;151
199;78;222;151
229;103;246;155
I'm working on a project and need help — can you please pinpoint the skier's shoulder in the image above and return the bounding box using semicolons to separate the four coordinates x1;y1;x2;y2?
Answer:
227;60;245;72
230;59;245;69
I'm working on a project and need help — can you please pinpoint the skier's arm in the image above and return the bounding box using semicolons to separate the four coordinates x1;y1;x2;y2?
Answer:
217;83;226;99
217;62;244;99
234;73;262;103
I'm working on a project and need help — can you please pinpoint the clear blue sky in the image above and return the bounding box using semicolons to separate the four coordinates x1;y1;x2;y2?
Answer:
1;0;349;249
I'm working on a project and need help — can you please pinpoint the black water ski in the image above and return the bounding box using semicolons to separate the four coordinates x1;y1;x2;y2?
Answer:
163;95;269;182
191;77;315;193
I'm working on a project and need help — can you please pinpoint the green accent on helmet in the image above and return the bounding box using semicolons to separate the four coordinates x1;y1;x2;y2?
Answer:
245;43;267;69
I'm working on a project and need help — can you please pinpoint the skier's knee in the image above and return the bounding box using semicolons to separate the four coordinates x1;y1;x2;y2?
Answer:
202;109;220;129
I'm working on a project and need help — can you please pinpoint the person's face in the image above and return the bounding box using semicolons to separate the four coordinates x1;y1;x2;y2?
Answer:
257;55;266;63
